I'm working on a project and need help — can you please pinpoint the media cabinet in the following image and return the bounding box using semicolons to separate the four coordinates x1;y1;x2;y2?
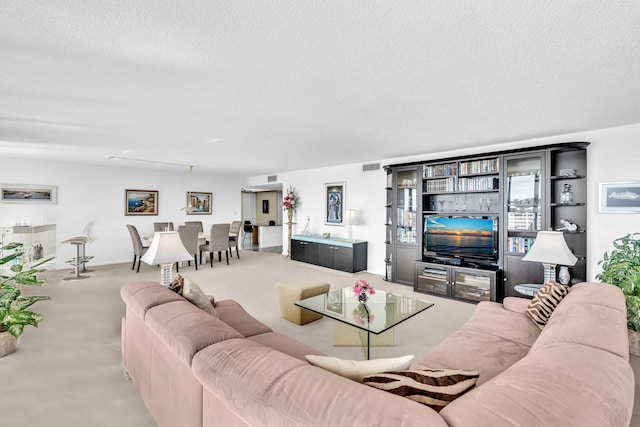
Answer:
384;142;588;302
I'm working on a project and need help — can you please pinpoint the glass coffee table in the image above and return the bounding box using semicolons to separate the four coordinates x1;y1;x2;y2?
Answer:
295;288;434;359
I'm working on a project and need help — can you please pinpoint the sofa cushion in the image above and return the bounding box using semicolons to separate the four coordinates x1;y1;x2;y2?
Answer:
530;283;630;360
145;300;243;366
413;328;529;386
439;342;635;427
193;339;447;427
214;299;272;337
120;281;183;319
363;369;479;412
304;354;414;382
525;281;569;329
182;278;219;318
462;301;541;348
247;332;324;361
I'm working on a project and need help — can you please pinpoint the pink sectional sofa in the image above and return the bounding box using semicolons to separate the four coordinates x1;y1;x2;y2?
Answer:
121;281;634;427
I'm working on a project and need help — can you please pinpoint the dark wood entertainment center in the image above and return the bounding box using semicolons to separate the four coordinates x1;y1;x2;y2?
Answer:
384;142;588;303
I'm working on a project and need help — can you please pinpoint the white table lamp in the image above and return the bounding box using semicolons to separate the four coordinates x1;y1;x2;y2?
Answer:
522;231;578;283
141;231;193;287
347;209;358;241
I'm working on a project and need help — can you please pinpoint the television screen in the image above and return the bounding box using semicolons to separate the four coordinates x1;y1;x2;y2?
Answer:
424;216;498;260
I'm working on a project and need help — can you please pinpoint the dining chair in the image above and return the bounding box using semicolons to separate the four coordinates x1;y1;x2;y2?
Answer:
154;222;174;232
243;221;253;249
126;224;149;273
184;221;203;232
177;225;200;271
199;223;231;267
228;220;242;258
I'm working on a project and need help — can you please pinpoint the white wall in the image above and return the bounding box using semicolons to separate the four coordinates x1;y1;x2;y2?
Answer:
0;156;246;269
251;163;387;275
3;123;639;279
251;123;640;280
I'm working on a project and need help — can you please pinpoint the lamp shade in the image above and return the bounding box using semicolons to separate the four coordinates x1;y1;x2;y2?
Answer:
348;209;359;225
141;231;193;265
522;231;578;266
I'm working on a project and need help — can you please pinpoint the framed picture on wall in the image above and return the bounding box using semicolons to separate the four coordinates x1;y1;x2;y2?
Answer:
0;184;57;204
599;181;640;213
186;191;212;215
125;189;158;216
262;199;269;214
325;182;345;225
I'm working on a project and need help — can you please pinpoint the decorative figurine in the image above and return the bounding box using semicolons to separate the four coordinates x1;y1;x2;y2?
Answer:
561;183;574;204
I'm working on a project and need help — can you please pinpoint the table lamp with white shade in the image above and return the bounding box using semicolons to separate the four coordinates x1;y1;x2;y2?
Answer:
141;231;193;287
522;230;578;284
347;209;359;241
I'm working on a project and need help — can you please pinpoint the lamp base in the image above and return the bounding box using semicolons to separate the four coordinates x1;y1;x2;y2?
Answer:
160;263;175;287
541;263;557;283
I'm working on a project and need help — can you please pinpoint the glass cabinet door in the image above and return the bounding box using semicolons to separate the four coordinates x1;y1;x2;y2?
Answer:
453;270;492;302
504;154;544;255
416;263;448;296
395;169;417;244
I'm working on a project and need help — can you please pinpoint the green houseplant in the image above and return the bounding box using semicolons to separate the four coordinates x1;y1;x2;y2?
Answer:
597;233;640;356
0;242;51;357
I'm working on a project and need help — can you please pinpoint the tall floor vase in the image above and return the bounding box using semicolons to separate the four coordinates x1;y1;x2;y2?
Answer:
286;209;294;257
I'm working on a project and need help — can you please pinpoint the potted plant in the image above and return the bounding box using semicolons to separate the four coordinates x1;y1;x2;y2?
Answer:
596;233;640;356
0;242;51;357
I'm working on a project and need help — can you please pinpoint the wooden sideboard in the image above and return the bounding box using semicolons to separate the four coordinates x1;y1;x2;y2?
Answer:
290;235;367;273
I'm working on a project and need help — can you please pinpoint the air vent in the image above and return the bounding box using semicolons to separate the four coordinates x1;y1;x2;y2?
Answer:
362;163;381;172
267;175;277;182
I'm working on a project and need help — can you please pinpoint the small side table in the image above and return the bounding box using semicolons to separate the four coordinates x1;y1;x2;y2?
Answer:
514;284;542;297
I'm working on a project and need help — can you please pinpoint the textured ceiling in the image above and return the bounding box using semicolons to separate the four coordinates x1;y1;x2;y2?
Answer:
1;1;639;175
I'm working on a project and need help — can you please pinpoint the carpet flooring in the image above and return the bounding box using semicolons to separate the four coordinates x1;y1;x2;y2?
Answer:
1;249;638;426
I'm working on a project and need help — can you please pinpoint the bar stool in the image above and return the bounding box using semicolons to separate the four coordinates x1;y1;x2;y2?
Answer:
62;237;91;280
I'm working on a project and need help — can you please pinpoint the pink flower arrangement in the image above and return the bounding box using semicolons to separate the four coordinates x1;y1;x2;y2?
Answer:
353;279;375;297
282;186;298;211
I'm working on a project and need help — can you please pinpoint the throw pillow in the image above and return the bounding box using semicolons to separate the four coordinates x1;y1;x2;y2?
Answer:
168;274;184;294
363;368;479;412
524;281;569;329
182;278;219;318
304;354;414;383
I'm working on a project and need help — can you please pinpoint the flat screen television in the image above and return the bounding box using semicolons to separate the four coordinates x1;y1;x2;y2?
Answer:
424;215;498;261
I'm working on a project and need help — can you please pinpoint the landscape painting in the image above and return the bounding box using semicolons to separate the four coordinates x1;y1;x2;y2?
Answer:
0;184;57;204
125;189;158;216
186;192;212;215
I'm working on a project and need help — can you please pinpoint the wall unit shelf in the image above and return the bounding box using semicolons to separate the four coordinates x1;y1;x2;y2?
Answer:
385;142;588;302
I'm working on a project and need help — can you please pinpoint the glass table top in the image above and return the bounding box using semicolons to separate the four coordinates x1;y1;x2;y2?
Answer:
295;288;434;334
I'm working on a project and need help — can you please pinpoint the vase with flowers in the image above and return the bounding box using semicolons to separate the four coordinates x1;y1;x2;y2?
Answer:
282;186;298;224
353;279;375;303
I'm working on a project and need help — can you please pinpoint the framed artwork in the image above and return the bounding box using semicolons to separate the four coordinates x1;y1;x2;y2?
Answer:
0;184;57;204
262;199;269;214
186;191;212;215
125;189;158;216
325;182;345;225
599;181;640;213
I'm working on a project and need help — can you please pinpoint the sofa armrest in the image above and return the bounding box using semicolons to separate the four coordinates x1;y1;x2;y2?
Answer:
503;297;530;314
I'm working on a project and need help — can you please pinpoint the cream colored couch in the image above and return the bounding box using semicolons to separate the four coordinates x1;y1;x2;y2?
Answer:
121;281;634;427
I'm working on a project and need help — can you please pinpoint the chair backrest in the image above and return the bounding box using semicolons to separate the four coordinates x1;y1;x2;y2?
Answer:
126;224;144;255
208;223;231;251
230;220;242;234
154;222;174;232
177;225;200;254
243;221;253;233
82;220;96;244
185;221;203;232
268;220;276;226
